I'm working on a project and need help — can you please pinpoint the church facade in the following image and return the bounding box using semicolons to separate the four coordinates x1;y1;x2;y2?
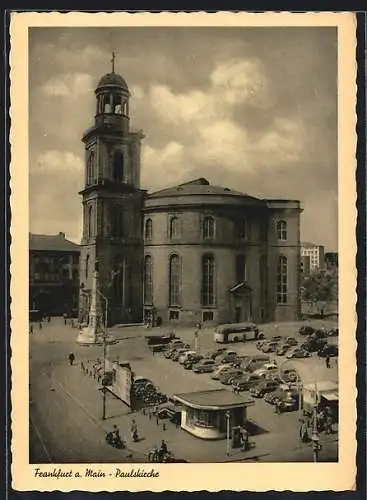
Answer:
79;66;302;326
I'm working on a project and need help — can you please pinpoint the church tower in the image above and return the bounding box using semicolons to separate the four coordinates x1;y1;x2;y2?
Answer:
79;54;145;326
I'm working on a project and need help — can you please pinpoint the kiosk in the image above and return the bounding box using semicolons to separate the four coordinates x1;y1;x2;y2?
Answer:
173;389;254;440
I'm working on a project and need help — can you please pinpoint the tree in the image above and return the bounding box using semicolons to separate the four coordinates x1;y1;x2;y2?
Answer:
301;268;338;312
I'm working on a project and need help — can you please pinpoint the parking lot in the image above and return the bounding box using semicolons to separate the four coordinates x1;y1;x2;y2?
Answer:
30;317;338;463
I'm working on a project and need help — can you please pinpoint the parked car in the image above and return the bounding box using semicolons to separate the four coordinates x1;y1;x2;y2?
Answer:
205;348;228;360
231;374;262;392
219;369;244;385
312;328;329;339
211;364;235;380
242;355;271;372
183;354;203;370
250;380;280;398
261;341;279;353
171;348;190;362
318;344;338;357
285;337;298;346
301;337;327;353
327;327;339;337
253;362;278;378
192;359;216;373
178;351;197;364
214;351;239;365
286;347;311;359
271;335;284;342
264;385;299;405
256;340;267;350
299;325;315;336
272;368;300;384
276;343;292;356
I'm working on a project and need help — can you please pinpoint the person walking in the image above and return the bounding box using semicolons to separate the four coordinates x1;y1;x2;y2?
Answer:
63;312;68;325
30;324;33;335
325;355;331;369
68;352;75;366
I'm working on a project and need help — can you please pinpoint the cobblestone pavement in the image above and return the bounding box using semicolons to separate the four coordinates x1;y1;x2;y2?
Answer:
29;317;338;463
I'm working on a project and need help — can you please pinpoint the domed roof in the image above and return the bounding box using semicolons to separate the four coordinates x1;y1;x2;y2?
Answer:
96;72;129;91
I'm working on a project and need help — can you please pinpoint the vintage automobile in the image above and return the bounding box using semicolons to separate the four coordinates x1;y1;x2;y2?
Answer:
285;337;298;346
231;374;262;392
250;379;280;398
327;327;339;337
171;348;191;362
205;348;228;360
242;355;271;373
317;344;338;357
301;337;328;353
178;351;198;364
276;343;292;356
253;362;279;378
218;369;244;385
264;385;299;409
211;364;236;380
214;350;240;366
299;325;315;336
286;347;311;359
183;354;203;370
261;341;279;353
192;359;216;373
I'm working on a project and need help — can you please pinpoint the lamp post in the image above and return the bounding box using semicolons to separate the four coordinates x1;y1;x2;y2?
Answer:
96;288;108;420
311;383;321;462
225;411;231;457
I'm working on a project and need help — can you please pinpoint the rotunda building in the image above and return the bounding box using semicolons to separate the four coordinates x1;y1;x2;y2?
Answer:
143;177;302;326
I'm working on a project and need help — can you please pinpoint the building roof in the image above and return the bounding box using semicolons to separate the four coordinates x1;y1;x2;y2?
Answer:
148;178;263;203
96;72;129;91
301;241;322;247
29;233;80;253
173;389;254;410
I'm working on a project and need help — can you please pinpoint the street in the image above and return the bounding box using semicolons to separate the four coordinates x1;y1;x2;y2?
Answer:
29;317;338;463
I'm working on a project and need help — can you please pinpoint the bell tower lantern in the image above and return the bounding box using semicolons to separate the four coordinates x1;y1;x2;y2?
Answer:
79;54;145;326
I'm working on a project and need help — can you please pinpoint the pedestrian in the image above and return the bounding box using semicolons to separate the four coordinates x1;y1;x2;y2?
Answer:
162;422;166;431
175;419;180;430
325;414;333;434
156;414;159;425
240;427;249;451
68;352;75;366
39;322;42;330
63;312;68;325
81;361;85;373
148;411;152;421
30;324;33;335
325;356;330;368
48;316;51;322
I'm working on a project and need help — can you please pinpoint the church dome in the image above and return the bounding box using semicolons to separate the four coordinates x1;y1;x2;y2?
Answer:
96;72;129;91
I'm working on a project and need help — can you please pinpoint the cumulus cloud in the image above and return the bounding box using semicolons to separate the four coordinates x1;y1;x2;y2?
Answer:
42;72;94;97
141;141;187;188
34;150;84;174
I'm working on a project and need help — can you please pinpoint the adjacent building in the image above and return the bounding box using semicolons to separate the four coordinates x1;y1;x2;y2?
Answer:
29;232;80;315
300;242;325;274
325;252;338;270
78;65;303;326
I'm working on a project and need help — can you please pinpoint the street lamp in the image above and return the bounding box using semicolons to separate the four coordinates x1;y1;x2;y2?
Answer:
96;288;108;420
225;411;231;457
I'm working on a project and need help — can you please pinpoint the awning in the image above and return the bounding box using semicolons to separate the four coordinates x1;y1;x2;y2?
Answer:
229;281;252;293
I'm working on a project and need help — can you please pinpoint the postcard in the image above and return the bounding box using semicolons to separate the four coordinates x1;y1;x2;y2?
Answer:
10;11;357;492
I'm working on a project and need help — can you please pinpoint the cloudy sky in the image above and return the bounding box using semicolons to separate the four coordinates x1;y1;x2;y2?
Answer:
29;27;337;251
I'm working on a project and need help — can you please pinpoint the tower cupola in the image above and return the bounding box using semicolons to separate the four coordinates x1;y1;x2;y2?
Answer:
94;52;130;131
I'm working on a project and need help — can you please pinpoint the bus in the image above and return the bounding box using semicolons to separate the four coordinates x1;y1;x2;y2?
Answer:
214;322;264;344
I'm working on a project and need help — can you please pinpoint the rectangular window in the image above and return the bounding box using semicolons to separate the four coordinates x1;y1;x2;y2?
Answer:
202;311;214;322
169;310;179;320
276;256;288;304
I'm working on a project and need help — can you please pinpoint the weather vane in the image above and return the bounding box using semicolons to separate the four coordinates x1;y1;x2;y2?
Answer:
111;51;116;73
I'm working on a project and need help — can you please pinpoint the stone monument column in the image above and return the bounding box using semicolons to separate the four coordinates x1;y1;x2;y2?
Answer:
76;268;103;345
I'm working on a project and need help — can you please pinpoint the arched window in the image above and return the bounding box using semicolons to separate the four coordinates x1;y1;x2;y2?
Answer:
169;216;180;239
277;255;288;304
276;220;287;241
235;254;247;282
203;216;215;239
85;255;89;279
144;256;153;305
237;218;247;239
113;151;124;183
145;219;153;240
169;255;180;306
201;254;215;307
88;206;93;238
87;152;95;185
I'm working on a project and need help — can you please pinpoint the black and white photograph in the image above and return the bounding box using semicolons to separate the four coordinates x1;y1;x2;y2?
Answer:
10;11;357;492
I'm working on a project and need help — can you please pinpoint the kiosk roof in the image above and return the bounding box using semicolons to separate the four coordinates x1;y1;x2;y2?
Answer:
173;389;254;410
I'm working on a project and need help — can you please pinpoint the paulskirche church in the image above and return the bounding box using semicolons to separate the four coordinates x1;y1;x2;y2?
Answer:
78;62;302;327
